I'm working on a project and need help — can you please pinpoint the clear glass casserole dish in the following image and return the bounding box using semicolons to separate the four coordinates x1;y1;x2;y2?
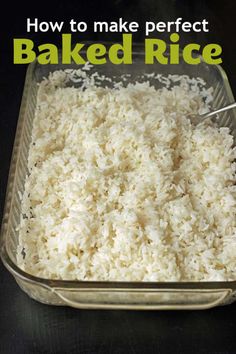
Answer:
1;45;236;310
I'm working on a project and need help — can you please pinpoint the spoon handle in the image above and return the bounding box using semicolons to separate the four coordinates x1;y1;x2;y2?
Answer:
205;102;236;119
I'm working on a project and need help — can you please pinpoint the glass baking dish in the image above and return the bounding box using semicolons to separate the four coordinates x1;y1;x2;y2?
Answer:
1;45;236;310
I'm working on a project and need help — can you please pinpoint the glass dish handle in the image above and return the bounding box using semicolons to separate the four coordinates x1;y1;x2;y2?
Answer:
52;288;232;310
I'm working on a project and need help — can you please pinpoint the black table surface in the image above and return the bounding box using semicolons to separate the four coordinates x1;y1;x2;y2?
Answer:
1;1;236;353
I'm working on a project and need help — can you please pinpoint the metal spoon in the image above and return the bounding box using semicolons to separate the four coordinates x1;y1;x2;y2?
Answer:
189;102;236;126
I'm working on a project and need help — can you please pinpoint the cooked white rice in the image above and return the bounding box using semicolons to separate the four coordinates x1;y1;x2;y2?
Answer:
17;68;236;281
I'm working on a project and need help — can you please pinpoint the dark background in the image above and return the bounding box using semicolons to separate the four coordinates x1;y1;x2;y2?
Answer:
1;1;236;353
